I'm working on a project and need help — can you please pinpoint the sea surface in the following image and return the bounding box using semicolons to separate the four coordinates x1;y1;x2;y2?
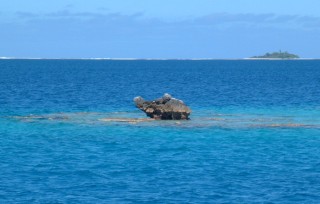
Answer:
1;59;320;203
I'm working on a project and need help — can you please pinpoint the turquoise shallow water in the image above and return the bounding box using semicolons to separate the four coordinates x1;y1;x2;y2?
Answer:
1;60;320;203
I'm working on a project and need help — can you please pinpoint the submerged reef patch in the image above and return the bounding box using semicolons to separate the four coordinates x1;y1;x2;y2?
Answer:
5;111;320;129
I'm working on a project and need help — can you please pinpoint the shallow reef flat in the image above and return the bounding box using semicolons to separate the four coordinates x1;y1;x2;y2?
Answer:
5;111;320;129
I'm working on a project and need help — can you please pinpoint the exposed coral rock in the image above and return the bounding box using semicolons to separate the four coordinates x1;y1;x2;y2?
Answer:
134;93;191;120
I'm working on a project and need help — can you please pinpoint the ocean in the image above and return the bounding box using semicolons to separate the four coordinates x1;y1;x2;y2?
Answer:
1;59;320;203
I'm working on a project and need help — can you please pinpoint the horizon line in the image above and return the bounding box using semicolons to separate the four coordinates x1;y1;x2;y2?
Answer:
0;57;319;60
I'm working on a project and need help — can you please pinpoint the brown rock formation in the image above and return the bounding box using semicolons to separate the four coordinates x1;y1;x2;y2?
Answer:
134;93;191;120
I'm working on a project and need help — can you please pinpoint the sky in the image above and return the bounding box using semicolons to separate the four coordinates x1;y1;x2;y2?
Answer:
1;0;320;58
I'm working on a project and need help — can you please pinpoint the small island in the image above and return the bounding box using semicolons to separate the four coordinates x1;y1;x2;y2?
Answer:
251;51;299;59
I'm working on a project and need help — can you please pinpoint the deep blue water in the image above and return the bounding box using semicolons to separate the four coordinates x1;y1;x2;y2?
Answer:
1;60;320;203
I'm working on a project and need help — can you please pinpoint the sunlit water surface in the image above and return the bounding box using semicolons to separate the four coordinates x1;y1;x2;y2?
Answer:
1;60;320;203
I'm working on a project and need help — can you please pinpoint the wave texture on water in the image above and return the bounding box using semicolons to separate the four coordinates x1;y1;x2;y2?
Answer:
1;60;320;203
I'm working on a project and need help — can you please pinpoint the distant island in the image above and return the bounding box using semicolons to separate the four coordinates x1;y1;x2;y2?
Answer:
251;51;299;59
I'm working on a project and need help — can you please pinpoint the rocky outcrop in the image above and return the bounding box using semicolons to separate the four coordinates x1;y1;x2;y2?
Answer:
134;93;191;120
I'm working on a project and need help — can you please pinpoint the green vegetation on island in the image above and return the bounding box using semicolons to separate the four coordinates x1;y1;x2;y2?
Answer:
251;51;299;59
